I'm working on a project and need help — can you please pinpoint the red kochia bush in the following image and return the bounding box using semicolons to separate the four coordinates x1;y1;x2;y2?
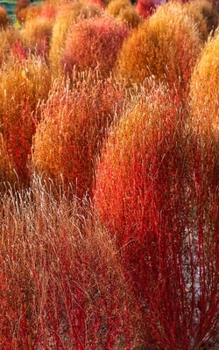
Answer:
31;73;126;199
62;15;130;79
94;84;219;349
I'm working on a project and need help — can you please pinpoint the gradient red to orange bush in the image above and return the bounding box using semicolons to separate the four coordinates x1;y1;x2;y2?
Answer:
94;84;219;349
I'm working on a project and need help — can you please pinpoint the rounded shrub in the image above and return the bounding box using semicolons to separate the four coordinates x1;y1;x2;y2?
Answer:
183;0;218;41
107;0;141;27
94;84;188;245
0;57;51;185
49;1;102;78
0;27;23;66
114;1;202;96
25;2;58;22
20;17;54;56
31;73;126;199
94;83;219;349
62;15;130;79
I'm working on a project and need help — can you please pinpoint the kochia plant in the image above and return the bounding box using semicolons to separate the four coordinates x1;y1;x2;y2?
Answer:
107;0;141;27
190;29;219;139
31;73;126;199
62;15;130;79
0;27;23;66
49;1;102;78
20;17;54;57
94;83;219;349
114;1;202;97
0;57;51;186
183;0;218;41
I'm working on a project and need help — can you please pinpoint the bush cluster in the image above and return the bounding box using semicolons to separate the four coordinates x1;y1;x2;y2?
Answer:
1;0;219;348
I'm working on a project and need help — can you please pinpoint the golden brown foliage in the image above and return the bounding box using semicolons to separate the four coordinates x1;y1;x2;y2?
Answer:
107;0;141;27
184;0;218;41
0;27;22;66
190;30;219;139
15;0;30;24
0;57;51;183
114;2;202;95
20;17;54;56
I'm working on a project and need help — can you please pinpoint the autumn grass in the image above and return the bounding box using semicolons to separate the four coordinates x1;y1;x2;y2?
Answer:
136;0;156;19
15;0;30;24
0;176;144;349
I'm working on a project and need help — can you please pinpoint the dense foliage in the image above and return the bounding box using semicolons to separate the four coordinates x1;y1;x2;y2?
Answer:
1;0;219;349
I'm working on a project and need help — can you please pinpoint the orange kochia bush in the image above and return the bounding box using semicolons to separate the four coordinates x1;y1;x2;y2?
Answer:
114;2;202;96
190;30;219;138
94;84;219;349
31;73;126;198
62;15;130;79
107;0;141;28
0;57;51;185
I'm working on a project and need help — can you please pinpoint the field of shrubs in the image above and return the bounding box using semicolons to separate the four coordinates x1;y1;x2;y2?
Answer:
1;0;219;348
